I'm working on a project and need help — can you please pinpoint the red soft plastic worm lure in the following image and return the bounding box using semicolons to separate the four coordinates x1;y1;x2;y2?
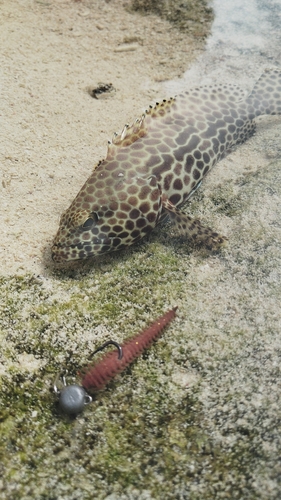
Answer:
81;306;177;393
54;306;177;415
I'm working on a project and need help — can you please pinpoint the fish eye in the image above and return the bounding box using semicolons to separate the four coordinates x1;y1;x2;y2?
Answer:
82;213;98;229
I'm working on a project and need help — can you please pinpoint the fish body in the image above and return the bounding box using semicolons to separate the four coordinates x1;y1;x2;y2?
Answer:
52;69;281;262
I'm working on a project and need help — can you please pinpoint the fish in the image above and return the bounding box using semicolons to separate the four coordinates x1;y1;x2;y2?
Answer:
52;69;281;262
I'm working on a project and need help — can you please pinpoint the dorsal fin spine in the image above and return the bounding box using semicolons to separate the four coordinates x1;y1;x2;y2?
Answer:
107;97;176;149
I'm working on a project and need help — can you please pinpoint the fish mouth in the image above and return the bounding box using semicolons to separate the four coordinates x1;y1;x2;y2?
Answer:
51;237;123;263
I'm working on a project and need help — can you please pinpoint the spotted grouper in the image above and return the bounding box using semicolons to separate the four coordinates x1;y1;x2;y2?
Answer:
52;69;281;262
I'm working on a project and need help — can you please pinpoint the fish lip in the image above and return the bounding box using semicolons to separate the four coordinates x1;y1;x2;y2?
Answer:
51;244;96;262
51;237;112;262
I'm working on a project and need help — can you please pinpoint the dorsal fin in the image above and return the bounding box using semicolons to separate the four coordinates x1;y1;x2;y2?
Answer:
145;97;176;118
111;113;146;148
107;97;176;152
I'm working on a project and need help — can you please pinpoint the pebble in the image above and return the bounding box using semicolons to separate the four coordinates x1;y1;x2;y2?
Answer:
78;10;90;17
114;43;139;53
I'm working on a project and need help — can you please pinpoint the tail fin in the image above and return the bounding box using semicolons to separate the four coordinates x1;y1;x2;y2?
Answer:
246;68;281;118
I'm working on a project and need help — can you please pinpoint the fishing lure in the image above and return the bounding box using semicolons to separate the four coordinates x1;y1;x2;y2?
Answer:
54;307;177;415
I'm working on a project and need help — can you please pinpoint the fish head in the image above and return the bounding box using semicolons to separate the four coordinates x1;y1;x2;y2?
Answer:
51;174;162;262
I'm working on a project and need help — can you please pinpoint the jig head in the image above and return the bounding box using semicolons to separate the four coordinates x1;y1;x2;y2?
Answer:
54;340;123;416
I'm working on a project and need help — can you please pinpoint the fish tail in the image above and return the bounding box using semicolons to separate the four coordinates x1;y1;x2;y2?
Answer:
246;68;281;118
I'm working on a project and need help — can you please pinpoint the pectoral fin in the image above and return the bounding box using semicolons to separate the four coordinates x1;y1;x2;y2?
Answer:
162;198;227;249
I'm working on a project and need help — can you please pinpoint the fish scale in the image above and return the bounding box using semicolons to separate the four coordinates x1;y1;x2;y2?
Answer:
52;69;281;262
